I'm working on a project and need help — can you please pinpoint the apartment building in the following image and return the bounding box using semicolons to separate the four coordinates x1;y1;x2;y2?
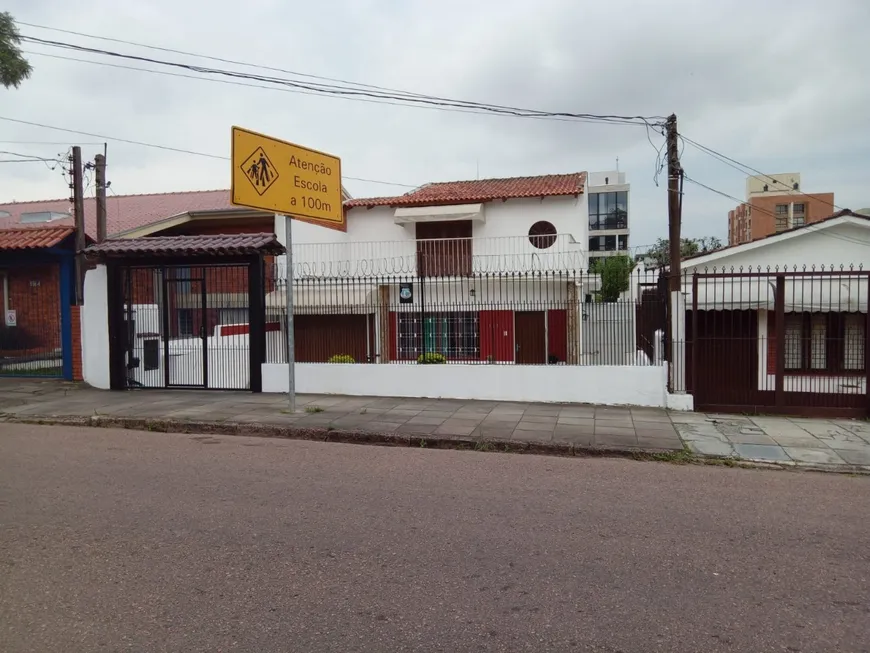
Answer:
727;173;835;245
586;171;630;268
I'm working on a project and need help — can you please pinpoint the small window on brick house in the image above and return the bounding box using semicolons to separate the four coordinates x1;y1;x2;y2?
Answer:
775;204;789;232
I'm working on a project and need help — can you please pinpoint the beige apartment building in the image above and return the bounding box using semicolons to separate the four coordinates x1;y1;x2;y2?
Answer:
727;173;835;245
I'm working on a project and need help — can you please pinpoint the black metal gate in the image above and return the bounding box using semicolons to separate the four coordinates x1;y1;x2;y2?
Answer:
116;264;255;391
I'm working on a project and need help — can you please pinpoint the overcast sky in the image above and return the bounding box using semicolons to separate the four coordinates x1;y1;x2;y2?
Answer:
2;0;868;249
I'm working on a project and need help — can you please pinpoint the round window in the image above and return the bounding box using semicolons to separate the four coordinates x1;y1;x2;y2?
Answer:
528;221;557;249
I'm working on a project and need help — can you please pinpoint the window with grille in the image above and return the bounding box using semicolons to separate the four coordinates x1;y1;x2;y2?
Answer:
783;312;864;373
844;314;865;370
792;203;806;227
397;312;480;360
775;204;788;232
177;309;195;337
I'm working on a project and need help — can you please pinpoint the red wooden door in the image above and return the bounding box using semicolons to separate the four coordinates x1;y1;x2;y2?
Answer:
515;311;546;364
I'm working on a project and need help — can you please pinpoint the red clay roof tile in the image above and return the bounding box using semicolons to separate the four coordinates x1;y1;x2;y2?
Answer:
0;226;76;250
344;173;586;209
0;190;235;238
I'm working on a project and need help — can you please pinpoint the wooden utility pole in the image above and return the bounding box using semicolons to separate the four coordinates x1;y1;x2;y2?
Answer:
666;114;681;291
71;146;86;304
94;153;107;243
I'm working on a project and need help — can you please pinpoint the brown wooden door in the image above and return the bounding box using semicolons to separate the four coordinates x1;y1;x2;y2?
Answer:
515;311;546;364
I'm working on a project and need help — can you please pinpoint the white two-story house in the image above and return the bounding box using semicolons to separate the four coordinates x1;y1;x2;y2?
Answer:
269;172;600;366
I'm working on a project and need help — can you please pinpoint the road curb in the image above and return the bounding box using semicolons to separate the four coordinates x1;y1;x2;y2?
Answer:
3;413;869;474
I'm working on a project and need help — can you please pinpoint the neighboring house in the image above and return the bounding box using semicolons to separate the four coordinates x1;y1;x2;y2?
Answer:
727;173;836;246
0;188;350;349
0;226;78;379
679;209;870;416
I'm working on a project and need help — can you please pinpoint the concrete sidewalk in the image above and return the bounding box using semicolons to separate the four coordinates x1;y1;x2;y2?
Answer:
1;380;869;471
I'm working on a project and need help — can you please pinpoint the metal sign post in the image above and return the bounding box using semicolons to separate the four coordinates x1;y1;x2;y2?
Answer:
283;214;296;412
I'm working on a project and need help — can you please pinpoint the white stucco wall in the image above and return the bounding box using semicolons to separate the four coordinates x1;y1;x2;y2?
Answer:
81;265;110;390
262;362;667;407
275;195;588;252
685;220;870;273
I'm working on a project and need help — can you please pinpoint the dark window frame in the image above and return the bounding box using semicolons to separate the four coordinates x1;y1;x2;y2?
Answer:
589;191;628;230
397;311;480;361
783;312;865;374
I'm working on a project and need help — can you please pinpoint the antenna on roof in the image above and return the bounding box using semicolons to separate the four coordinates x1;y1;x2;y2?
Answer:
616;156;619;173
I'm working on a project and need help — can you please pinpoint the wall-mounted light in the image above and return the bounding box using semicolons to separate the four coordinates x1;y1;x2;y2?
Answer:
469;288;476;297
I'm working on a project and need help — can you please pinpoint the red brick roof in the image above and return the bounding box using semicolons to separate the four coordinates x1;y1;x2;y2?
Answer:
0;190;236;238
85;233;285;259
0;226;76;250
345;173;586;209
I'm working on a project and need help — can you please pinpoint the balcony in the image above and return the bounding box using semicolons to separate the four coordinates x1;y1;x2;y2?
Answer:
285;234;587;279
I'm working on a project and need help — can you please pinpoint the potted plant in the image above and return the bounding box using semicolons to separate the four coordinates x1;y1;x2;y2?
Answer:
417;352;447;364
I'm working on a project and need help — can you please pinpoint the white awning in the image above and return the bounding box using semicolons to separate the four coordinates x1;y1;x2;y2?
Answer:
393;203;484;224
265;284;377;315
684;276;869;312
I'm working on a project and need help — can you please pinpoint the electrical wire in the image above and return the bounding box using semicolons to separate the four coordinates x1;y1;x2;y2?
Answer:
0;115;418;189
23;50;655;131
679;134;843;211
682;174;865;248
20;34;664;126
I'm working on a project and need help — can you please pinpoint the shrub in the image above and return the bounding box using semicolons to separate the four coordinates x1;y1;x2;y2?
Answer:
327;354;355;364
417;352;447;364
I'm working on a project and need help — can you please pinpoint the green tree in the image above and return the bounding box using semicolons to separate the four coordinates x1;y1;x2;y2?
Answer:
597;255;634;302
1;12;31;89
640;236;722;268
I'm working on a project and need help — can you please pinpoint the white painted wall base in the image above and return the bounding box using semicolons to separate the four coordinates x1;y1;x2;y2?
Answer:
262;363;667;407
666;393;694;411
81;265;110;390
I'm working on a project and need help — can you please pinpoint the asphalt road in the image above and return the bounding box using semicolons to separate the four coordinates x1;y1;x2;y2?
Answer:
1;424;868;652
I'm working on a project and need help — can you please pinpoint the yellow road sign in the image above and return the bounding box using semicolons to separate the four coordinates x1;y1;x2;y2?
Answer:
231;126;343;227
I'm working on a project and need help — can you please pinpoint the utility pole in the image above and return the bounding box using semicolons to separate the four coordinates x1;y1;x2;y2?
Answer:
666;114;681;292
664;114;684;393
71;146;86;304
94;153;107;243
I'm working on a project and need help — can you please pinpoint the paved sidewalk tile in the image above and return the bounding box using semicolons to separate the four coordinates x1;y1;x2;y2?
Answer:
3;379;869;469
783;447;846;465
831;449;870;465
685;437;734;457
733;443;791;463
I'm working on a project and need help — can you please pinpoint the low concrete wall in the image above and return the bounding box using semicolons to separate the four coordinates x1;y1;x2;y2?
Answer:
262;362;668;407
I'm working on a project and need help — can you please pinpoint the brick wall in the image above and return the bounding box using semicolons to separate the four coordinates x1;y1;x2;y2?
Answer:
70;304;82;380
1;265;61;355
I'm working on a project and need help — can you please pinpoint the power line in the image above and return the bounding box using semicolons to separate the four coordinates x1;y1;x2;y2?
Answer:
682;175;865;248
679;134;843;211
0;140;103;145
0;115;418;188
20;34;663;126
19;22;665;126
24;50;654;130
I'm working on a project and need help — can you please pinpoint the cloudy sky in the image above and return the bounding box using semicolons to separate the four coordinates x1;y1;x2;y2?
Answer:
2;0;868;249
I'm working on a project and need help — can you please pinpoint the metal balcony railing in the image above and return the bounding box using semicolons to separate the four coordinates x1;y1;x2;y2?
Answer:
283;233;587;278
589;216;628;231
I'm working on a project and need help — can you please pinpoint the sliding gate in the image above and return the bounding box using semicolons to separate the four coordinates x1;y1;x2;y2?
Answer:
115;264;256;391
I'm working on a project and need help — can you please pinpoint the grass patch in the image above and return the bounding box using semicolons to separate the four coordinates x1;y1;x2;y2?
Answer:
305;406;324;414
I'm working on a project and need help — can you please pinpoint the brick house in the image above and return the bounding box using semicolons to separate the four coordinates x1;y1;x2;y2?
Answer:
0;226;77;378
